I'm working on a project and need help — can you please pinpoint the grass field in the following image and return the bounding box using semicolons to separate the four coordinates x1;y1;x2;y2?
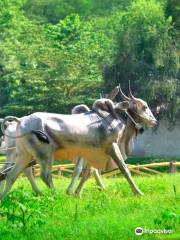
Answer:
0;174;179;240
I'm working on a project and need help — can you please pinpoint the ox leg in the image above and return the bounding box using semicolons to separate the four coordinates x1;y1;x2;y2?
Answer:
93;169;105;190
23;167;42;195
0;151;16;193
66;157;84;195
110;142;143;196
0;165;7;193
0;154;32;201
0;180;5;193
74;165;91;197
24;138;55;191
39;153;55;191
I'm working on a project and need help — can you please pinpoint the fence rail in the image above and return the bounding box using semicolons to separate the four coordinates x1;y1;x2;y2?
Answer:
33;161;180;178
102;161;180;177
0;159;179;181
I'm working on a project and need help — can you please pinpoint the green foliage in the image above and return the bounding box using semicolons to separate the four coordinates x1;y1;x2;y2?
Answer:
104;0;179;123
165;0;180;30
0;2;117;116
23;0;131;23
0;0;179;122
46;14;82;44
0;187;47;229
154;208;180;230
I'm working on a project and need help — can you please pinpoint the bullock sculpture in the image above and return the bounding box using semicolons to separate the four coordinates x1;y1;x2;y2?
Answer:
0;84;157;200
0;105;105;195
0;87;119;195
73;84;158;196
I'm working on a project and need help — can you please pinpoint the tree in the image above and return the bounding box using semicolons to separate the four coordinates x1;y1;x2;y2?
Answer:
104;0;179;123
0;0;179;123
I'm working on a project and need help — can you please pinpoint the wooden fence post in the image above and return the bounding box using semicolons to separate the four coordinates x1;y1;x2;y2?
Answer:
169;161;177;174
58;166;62;177
136;163;139;171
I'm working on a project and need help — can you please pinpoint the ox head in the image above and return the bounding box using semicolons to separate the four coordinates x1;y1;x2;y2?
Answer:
116;82;157;128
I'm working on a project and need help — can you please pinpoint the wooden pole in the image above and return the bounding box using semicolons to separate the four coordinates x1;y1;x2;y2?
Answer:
139;166;161;174
169;161;177;173
57;166;62;178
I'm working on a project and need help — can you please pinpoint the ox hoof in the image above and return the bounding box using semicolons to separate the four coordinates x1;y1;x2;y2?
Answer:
34;191;43;196
97;186;105;191
133;190;143;196
74;191;82;198
66;188;74;195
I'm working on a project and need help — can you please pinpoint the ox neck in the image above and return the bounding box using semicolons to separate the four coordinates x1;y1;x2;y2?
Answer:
125;118;137;137
126;109;144;135
119;118;137;159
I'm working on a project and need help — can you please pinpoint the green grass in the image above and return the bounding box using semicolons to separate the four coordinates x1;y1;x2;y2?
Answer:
0;174;179;240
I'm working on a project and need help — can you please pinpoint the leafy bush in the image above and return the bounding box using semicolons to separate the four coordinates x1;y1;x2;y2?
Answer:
154;208;180;230
0;187;53;229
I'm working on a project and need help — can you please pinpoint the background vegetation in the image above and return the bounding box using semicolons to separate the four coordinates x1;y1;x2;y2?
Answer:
0;0;179;122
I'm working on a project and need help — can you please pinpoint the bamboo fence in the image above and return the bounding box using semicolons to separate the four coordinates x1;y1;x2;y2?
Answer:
0;153;180;180
33;161;180;178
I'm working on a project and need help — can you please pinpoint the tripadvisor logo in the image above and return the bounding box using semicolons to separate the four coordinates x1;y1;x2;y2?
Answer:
135;227;174;235
135;227;143;235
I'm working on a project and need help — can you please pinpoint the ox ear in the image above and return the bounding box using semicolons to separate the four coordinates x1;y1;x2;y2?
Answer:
106;86;119;100
115;101;129;111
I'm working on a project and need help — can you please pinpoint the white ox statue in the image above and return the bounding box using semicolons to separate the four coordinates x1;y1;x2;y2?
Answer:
0;87;120;195
0;84;157;200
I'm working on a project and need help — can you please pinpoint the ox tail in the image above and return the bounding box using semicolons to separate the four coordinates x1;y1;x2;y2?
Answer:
1;116;21;136
31;130;50;144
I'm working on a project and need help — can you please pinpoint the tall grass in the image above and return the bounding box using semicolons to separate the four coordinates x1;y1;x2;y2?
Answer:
0;174;179;240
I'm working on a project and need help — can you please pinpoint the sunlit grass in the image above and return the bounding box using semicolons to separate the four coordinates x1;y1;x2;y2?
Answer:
0;174;179;240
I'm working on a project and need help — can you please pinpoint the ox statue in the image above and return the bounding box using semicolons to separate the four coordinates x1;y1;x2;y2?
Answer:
0;84;157;200
72;84;158;196
0;87;119;196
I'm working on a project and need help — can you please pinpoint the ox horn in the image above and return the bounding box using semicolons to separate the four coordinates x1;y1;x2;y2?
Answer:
119;83;130;101
128;80;136;100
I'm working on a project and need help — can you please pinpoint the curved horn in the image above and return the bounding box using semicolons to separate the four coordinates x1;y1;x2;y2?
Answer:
128;80;136;100
119;83;130;101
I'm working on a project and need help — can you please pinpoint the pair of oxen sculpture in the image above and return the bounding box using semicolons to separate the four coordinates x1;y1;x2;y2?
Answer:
0;84;157;200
